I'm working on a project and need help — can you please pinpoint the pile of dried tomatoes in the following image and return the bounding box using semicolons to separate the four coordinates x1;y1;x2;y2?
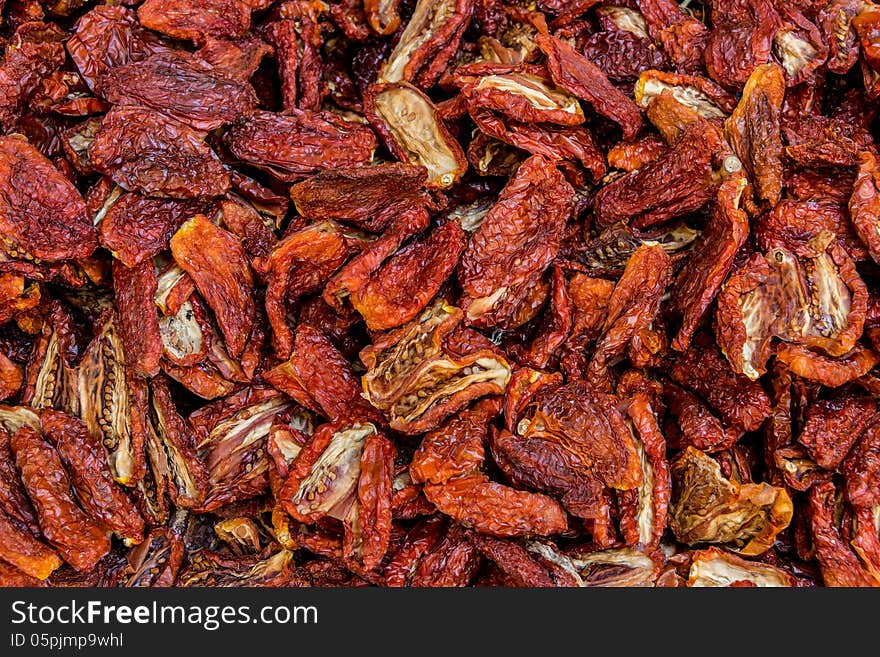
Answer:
1;0;879;587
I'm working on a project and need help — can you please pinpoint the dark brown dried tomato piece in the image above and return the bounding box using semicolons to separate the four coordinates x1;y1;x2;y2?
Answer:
170;214;255;358
0;427;40;537
0;135;96;262
225;110;378;181
408;525;482;587
670;447;793;556
670;340;771;433
190;386;293;511
89;107;230;200
664;383;742;453
124;526;185;587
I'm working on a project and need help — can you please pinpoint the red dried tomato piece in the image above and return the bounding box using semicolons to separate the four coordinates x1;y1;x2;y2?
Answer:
351;219;468;331
113;259;162;379
265;324;383;425
670;339;771;433
461;68;585;126
671;176;749;352
593;122;721;230
756;199;867;263
536;30;643;139
225;109;378;181
289;164;428;232
587;243;671;385
704;0;779;91
664;383;742;453
724;63;785;207
40;409;145;545
776;344;880;388
424;474;568;538
89;107;230;199
410;397;499;485
137;0;253;44
254;222;357;359
459;154;573;329
637;0;709;73
365;82;467;189
361;302;511;434
10;424;111;571
842;414;880;510
469;108;607;179
379;0;473;88
798;395;876;470
716;235;868;380
170;214;255;358
617;393;670;549
102;51;257;131
0;135;96;262
808;481;880;586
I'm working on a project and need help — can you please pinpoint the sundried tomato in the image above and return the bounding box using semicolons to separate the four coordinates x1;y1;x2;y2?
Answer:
170;214;255;357
0;136;96;262
2;0;878;588
89;107;230;199
458;154;573;329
